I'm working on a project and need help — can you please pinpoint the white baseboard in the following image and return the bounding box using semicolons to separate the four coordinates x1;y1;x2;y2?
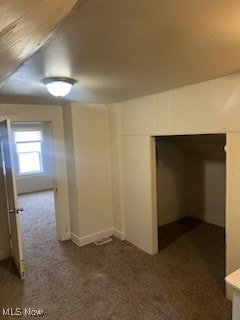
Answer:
0;250;11;261
202;215;225;228
113;228;125;240
71;228;114;247
71;232;81;246
190;213;225;228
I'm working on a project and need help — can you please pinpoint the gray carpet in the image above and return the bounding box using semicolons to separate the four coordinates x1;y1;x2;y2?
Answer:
0;191;232;319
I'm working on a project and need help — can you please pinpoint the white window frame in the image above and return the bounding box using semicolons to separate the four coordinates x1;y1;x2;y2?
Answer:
14;127;44;176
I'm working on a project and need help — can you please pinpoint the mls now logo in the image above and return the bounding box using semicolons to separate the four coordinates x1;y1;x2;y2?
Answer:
2;308;22;317
2;307;44;317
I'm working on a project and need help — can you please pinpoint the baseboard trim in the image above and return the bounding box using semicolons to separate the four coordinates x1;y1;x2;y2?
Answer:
113;228;125;240
71;232;81;246
190;214;225;228
159;214;187;226
204;215;225;228
71;228;114;247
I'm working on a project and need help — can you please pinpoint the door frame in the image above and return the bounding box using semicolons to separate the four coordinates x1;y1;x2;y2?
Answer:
12;121;61;238
0;115;71;243
154;132;227;230
150;131;240;299
152;132;227;241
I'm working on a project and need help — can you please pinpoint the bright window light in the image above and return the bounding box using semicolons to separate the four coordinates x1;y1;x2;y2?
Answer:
15;130;42;142
18;152;41;174
14;129;43;175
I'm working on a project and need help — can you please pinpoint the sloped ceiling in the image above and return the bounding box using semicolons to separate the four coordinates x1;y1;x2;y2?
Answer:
1;0;240;104
0;0;77;87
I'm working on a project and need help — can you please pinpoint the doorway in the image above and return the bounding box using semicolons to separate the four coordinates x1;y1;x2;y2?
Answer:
156;134;226;290
12;122;57;264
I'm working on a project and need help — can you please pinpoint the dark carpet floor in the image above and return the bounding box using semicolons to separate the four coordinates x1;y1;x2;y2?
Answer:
0;191;232;319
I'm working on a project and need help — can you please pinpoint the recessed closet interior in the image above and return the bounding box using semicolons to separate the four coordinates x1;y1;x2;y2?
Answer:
156;134;226;251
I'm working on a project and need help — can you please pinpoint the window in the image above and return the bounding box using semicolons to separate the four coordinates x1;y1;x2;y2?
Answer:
14;129;44;175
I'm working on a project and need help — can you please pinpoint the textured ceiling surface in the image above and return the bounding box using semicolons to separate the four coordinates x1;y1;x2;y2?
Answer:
1;0;240;105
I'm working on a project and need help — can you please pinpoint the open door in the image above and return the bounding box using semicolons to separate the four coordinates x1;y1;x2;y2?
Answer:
0;119;25;279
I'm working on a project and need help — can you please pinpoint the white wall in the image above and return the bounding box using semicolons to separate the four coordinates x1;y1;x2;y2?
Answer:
120;75;240;136
107;103;124;239
187;158;226;227
122;135;157;254
63;103;113;246
62;105;80;238
0;102;114;253
204;160;226;227
156;138;226;228
157;140;187;226
13;122;54;194
107;74;240;295
0;104;70;241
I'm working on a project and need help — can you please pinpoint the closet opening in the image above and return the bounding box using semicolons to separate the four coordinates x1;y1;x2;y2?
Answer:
156;134;226;291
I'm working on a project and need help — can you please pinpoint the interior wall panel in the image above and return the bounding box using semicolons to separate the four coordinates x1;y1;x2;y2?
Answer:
122;135;157;254
170;77;240;133
71;104;113;239
108;103;123;234
121;96;154;135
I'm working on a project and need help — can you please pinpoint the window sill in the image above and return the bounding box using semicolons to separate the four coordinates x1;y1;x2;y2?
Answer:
16;172;45;179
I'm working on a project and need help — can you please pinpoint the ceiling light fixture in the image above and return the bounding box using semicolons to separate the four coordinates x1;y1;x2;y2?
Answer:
42;77;76;97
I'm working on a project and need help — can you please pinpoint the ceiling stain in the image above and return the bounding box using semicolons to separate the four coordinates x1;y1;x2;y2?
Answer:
0;19;19;40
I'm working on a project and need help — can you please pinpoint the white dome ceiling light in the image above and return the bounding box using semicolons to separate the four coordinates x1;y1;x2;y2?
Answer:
43;77;76;97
